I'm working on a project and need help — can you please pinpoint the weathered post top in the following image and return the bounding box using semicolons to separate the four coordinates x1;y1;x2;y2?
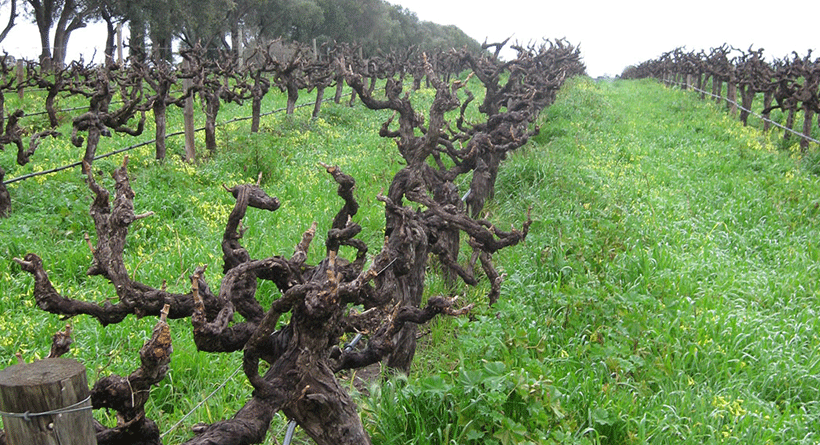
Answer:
0;358;96;445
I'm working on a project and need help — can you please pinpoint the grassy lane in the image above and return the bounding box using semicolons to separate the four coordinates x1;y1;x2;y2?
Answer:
367;78;820;444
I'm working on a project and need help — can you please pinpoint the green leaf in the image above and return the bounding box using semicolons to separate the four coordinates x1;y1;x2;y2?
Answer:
591;407;612;426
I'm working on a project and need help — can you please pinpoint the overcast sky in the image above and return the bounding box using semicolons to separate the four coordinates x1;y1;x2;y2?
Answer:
1;1;817;77
390;0;820;77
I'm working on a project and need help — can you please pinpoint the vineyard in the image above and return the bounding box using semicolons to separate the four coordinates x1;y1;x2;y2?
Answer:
1;40;585;445
1;39;820;444
623;45;820;151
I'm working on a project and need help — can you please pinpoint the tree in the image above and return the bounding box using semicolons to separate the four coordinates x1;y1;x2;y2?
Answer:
249;0;479;58
175;0;238;54
0;0;18;43
99;0;183;62
26;0;57;66
225;0;274;59
146;0;176;59
81;0;137;64
312;0;355;42
251;0;324;43
51;0;88;66
26;0;92;68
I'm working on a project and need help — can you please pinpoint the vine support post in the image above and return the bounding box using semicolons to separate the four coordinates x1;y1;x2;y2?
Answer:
183;58;197;163
116;24;123;65
16;59;23;100
0;358;96;445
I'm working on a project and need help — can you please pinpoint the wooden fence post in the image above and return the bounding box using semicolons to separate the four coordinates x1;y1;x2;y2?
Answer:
183;58;197;163
16;59;24;101
0;358;96;445
116;24;124;65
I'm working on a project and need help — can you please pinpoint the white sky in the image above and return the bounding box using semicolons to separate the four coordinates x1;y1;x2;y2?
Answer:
1;1;818;77
0;12;112;63
390;0;820;77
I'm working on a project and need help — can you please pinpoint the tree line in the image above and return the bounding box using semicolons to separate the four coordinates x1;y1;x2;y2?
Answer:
0;0;482;68
622;45;820;151
6;39;585;444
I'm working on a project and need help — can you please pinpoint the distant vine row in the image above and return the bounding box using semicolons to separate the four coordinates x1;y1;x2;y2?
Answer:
623;45;820;150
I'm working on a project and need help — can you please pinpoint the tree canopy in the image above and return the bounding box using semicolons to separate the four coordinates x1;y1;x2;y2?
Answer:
17;0;483;64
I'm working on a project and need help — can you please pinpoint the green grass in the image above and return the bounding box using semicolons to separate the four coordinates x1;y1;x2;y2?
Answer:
2;76;820;444
0;84;397;443
365;78;820;444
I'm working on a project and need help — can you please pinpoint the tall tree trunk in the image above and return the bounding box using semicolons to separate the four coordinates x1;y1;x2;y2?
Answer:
151;31;173;62
101;8;116;65
129;17;147;60
36;15;52;70
52;0;85;68
52;31;67;68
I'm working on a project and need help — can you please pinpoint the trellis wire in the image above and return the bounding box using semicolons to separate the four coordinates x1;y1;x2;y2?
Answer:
663;78;820;146
3;97;335;185
0;395;92;421
10;86;186;119
159;365;243;440
21;101;125;118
